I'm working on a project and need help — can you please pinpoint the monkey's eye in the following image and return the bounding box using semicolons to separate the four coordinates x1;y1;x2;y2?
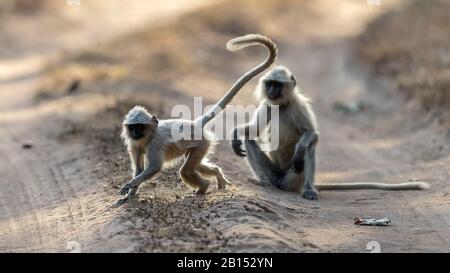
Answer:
128;124;146;132
273;81;282;88
265;80;283;89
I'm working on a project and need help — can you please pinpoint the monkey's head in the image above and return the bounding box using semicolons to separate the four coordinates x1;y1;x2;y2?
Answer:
122;106;159;142
257;66;297;105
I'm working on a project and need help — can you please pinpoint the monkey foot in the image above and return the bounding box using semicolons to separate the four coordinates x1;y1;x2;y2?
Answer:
218;179;232;190
302;189;319;200
195;188;208;195
247;178;261;185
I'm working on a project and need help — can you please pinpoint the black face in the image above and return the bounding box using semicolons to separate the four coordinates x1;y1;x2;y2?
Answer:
264;80;283;100
127;124;147;140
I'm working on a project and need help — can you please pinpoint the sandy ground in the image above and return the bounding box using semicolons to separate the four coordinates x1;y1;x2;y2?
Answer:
0;0;449;252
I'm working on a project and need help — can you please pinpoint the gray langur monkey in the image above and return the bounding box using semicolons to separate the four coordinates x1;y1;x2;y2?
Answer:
231;66;429;200
116;34;278;206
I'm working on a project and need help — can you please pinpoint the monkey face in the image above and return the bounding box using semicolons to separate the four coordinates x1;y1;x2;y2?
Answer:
127;124;148;140
264;80;284;100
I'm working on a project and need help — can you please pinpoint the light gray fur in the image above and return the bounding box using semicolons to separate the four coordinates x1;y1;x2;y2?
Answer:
115;34;278;206
232;66;429;200
197;34;277;127
123;105;156;125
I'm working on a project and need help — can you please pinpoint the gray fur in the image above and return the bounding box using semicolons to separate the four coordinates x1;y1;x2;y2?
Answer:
197;34;277;127
123;105;155;125
232;66;429;200
116;34;278;206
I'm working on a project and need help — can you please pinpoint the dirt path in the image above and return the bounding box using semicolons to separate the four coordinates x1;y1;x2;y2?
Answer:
209;1;450;252
1;0;449;252
0;0;221;252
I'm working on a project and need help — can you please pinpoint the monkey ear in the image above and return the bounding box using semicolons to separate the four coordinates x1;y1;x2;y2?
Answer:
291;75;297;86
151;115;159;125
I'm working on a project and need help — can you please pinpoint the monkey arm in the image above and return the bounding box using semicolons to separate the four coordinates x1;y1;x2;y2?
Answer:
291;131;318;173
231;105;271;157
119;144;163;196
231;132;246;157
130;148;144;177
132;145;163;184
290;131;319;200
132;158;162;185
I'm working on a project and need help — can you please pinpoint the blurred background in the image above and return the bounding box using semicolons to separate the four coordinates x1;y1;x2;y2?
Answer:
0;0;449;252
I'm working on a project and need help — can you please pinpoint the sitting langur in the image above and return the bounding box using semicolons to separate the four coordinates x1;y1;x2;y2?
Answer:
231;66;429;200
117;34;277;205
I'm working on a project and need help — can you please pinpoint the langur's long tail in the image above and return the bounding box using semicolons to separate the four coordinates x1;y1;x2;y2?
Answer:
196;34;278;128
316;181;430;191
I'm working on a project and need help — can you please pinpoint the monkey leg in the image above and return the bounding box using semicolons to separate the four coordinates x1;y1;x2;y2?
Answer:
301;145;318;200
197;161;232;190
179;146;211;195
244;140;286;189
291;132;318;200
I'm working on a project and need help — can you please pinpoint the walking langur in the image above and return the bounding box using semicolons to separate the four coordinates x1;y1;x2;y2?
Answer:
116;34;277;205
231;66;429;200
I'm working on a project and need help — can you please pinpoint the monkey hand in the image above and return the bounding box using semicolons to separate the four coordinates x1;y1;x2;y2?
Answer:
114;197;129;207
119;181;137;196
231;139;246;157
291;154;305;173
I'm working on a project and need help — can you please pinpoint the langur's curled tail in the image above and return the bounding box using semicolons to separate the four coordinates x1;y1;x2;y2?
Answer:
316;181;430;191
197;34;278;128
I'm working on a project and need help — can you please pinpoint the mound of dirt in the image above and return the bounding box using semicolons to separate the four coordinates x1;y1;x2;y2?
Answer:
56;97;239;252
